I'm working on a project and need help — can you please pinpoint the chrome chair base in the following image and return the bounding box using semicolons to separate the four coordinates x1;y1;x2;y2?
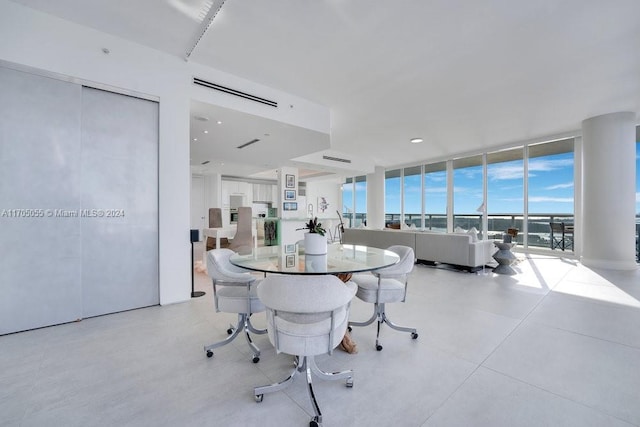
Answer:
204;313;266;363
349;302;418;351
254;355;353;425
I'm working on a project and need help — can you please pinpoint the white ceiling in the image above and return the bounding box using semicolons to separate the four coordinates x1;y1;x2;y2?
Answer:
11;0;640;179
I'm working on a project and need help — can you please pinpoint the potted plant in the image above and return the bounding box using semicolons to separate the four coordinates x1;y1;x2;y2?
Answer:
301;217;326;236
299;217;327;254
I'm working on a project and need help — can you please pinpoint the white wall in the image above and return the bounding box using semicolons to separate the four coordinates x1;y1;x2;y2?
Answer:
305;180;342;219
305;179;342;240
0;1;330;305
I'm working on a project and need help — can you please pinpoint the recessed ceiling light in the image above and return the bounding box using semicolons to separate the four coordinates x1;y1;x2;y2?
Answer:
203;130;208;134
410;138;423;144
217;120;222;125
193;138;198;142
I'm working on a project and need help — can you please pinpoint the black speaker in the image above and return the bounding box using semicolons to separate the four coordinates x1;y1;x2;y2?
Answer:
190;228;205;298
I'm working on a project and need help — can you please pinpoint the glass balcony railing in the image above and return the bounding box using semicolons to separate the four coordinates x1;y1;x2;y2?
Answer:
385;213;578;250
354;213;638;261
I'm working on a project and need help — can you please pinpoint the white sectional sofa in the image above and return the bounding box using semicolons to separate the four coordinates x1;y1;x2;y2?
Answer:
342;228;496;272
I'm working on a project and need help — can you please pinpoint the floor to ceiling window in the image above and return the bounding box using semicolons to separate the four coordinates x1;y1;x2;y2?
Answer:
487;147;524;242
527;138;574;250
354;175;367;227
382;137;579;251
403;166;422;228
385;169;401;227
452;155;483;232
342;175;367;228
423;161;447;232
342;177;354;227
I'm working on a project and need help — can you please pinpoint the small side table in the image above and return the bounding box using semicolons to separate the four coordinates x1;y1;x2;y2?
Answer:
493;241;517;275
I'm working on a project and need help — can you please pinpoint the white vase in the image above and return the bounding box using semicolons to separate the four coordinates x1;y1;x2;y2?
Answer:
304;232;327;255
305;254;328;272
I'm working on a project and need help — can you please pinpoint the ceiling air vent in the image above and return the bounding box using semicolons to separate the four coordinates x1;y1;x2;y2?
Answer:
201;160;210;165
193;77;277;108
322;155;351;164
237;139;260;149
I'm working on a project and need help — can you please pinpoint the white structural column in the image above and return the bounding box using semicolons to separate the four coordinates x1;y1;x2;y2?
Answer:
581;112;637;270
367;166;386;229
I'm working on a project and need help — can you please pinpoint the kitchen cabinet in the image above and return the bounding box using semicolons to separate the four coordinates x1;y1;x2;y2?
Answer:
252;183;276;202
222;180;252;208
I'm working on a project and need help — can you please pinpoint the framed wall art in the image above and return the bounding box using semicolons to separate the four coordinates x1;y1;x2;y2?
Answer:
285;174;295;188
285;254;295;268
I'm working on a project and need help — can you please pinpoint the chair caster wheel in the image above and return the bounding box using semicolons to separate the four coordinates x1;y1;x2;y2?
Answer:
310;416;320;426
411;332;419;339
347;326;352;332
255;394;263;403
376;344;383;351
346;378;354;388
206;350;213;358
227;328;234;335
252;356;260;363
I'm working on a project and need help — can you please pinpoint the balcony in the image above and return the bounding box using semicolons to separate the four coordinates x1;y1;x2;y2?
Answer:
380;213;640;262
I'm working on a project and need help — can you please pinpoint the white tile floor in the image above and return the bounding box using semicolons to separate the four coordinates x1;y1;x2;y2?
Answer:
1;245;639;427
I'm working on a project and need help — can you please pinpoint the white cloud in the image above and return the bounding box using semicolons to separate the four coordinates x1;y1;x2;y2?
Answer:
426;174;446;183
404;185;421;194
528;158;573;172
487;164;523;181
488;157;573;181
529;196;574;203
456;168;482;180
545;182;573;190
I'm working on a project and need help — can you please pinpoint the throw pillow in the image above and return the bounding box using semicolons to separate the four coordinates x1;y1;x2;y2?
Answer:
467;227;479;243
454;226;466;234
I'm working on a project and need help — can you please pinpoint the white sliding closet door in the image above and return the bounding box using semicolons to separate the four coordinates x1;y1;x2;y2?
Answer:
0;66;159;334
0;67;83;334
80;87;159;318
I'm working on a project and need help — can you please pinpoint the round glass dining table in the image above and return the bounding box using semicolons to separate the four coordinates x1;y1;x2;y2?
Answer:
230;242;398;354
229;243;399;276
